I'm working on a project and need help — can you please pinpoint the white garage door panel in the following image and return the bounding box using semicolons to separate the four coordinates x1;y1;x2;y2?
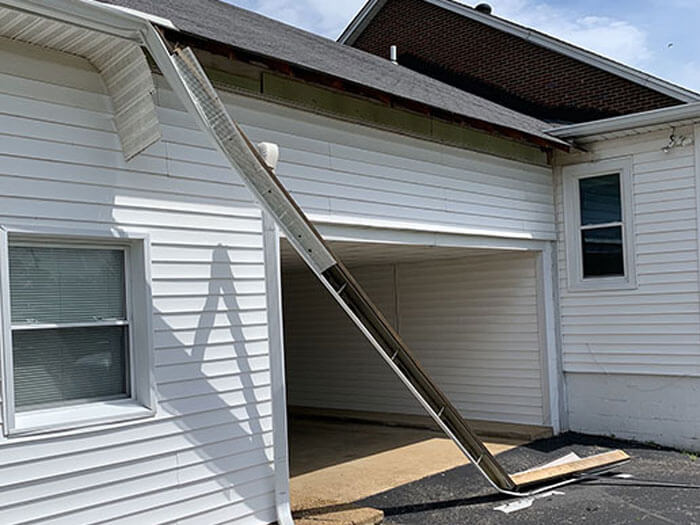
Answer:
398;254;544;425
283;252;545;425
283;265;418;414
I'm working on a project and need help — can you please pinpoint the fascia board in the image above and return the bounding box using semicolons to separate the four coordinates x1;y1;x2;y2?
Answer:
548;102;700;139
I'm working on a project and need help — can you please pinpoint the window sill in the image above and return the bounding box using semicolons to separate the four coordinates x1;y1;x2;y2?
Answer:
8;399;155;437
568;276;637;292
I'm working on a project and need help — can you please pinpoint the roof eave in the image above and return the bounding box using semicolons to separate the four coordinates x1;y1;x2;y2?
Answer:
546;102;700;139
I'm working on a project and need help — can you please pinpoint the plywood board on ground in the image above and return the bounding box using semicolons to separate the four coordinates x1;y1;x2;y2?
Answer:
511;450;630;488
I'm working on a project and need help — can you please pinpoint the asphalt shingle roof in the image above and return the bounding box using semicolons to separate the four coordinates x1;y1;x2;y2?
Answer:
99;0;564;146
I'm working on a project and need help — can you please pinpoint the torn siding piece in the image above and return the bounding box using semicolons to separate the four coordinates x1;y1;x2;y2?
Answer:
0;7;160;160
91;41;161;159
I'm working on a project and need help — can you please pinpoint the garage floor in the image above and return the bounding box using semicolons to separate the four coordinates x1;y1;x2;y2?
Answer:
287;417;700;524
288;417;526;524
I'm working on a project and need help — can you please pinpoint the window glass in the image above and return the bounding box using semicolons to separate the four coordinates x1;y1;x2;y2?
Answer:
579;174;621;225
9;246;125;325
8;245;129;411
582;226;624;277
13;326;128;410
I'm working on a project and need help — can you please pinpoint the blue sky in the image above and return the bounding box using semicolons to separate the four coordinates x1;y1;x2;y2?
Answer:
224;0;700;93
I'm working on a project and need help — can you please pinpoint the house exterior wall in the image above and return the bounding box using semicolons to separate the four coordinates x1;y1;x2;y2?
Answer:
0;39;276;524
0;32;555;521
554;126;700;451
283;252;547;426
197;87;556;242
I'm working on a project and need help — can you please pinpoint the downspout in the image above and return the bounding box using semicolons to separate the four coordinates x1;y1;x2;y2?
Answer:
262;211;293;525
0;1;296;523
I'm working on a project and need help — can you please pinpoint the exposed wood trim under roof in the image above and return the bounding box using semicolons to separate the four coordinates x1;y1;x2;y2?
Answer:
93;0;567;151
162;28;569;153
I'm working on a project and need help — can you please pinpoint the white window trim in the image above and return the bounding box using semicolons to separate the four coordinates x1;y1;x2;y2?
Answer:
563;157;637;291
0;225;156;437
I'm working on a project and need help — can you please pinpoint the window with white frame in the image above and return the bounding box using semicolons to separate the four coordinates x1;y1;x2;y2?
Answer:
10;244;130;409
563;158;636;290
1;230;155;436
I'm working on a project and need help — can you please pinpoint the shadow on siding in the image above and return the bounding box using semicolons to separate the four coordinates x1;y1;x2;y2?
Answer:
152;243;276;522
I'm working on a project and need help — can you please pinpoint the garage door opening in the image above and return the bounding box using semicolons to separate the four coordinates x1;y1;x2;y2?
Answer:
279;237;552;520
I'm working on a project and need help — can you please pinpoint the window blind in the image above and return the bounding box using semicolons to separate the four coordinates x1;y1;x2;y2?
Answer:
9;246;125;325
13;326;127;409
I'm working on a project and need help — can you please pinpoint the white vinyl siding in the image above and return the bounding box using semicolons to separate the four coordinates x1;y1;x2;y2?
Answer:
0;40;275;524
555;127;700;377
153;79;556;242
283;252;546;426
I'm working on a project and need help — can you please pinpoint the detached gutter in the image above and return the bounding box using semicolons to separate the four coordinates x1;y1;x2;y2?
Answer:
547;102;700;139
0;1;295;523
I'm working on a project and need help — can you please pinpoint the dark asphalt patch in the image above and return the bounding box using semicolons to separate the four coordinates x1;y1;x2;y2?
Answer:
358;432;700;524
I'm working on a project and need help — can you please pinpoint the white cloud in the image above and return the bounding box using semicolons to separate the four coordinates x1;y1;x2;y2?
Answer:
675;61;700;91
484;0;700;91
487;0;654;67
233;0;654;65
236;0;365;38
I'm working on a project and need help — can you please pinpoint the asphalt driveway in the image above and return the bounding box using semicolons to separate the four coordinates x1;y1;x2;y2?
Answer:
359;433;700;524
